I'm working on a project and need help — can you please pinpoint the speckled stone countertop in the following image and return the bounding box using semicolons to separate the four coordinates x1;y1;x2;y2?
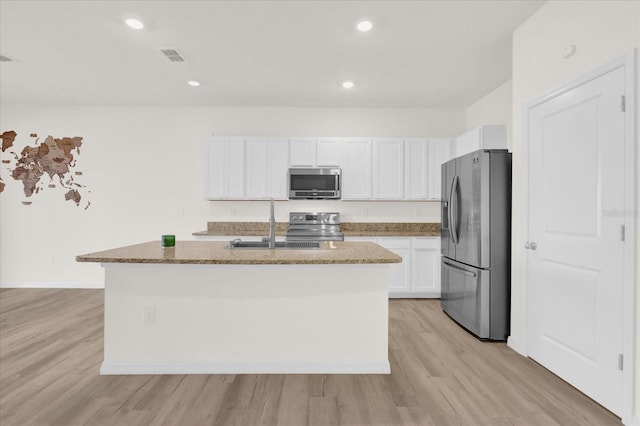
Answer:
192;222;289;236
76;241;402;265
341;222;440;237
192;222;440;237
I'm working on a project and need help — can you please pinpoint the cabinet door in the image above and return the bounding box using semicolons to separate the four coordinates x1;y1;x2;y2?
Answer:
226;138;246;198
377;238;411;293
290;138;316;167
245;138;269;199
205;138;226;199
412;238;441;297
267;138;290;199
428;138;452;200
342;138;372;199
316;138;343;167
373;138;404;199
455;127;481;157
404;138;428;199
205;137;244;199
454;126;506;158
478;125;507;150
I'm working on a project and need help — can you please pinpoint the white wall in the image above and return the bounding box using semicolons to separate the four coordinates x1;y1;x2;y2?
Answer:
511;1;639;422
0;105;464;288
465;79;513;148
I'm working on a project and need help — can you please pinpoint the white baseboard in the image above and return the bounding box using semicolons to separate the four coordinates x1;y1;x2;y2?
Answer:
100;361;391;375
507;336;527;356
0;282;104;289
388;292;440;298
627;415;640;426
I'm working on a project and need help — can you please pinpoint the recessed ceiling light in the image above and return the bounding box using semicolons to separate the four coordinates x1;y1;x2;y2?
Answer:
124;17;144;30
187;80;201;87
356;20;373;32
341;81;354;89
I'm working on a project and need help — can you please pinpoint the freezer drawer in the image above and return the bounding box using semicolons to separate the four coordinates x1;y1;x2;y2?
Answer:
441;258;491;339
440;257;509;340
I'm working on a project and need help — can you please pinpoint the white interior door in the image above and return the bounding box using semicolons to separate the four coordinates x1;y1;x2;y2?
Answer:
527;66;626;415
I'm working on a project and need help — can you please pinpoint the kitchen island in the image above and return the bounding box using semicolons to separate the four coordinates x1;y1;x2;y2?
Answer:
77;240;401;375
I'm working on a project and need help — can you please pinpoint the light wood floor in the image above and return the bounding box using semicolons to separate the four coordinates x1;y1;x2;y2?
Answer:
0;289;620;426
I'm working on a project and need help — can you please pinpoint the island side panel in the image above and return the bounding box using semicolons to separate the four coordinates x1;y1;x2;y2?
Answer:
101;263;390;374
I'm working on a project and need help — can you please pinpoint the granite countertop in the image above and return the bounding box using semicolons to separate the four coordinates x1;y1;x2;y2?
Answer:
193;222;440;237
192;222;289;237
341;222;440;237
76;241;402;265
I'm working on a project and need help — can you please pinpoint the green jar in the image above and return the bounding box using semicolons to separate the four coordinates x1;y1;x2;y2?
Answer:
161;234;175;247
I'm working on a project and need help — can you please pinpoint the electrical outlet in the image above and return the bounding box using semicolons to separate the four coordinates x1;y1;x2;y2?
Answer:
143;305;156;325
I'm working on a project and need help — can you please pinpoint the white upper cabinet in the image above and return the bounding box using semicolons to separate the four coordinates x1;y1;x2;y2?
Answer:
245;138;269;199
290;138;316;167
404;138;452;200
455;125;506;158
342;138;372;199
290;137;343;168
427;138;452;200
245;138;290;199
206;135;458;201
404;139;429;200
373;138;404;199
205;137;244;199
316;138;343;167
267;138;290;199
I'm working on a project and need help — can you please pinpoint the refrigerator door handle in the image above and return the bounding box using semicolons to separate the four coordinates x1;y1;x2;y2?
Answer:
447;178;454;243
450;175;459;244
443;259;477;277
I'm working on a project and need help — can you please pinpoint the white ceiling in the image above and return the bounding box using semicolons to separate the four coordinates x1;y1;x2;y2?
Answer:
0;0;545;108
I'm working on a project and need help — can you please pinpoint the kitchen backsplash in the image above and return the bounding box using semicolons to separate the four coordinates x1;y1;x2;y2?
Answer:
207;200;442;223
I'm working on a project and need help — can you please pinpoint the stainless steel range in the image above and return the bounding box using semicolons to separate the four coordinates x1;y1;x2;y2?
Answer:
286;212;344;241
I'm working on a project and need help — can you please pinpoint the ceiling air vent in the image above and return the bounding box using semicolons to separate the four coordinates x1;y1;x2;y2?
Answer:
160;48;185;62
0;55;14;62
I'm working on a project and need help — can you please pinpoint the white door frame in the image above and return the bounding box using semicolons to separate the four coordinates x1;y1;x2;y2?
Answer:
519;51;636;423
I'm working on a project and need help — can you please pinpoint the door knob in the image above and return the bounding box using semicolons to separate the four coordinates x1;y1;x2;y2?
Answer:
524;242;530;249
530;242;537;250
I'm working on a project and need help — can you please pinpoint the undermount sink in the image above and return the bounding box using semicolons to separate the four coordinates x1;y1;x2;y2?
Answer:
227;240;321;249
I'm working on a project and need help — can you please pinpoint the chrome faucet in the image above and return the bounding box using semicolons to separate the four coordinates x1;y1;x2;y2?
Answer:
268;199;276;249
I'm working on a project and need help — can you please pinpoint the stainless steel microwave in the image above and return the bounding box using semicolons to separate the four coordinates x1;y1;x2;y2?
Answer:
288;168;341;200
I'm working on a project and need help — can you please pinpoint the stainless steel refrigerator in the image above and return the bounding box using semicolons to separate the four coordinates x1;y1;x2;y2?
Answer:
440;149;512;340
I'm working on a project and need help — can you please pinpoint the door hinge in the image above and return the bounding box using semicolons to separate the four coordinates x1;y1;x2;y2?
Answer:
621;225;625;241
618;354;624;371
620;95;626;112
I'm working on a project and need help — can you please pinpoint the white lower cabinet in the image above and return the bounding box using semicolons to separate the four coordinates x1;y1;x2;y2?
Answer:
351;236;441;298
377;238;411;293
199;234;440;298
410;238;441;296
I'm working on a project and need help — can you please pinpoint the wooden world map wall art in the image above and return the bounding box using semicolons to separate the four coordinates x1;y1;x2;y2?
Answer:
0;130;91;209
